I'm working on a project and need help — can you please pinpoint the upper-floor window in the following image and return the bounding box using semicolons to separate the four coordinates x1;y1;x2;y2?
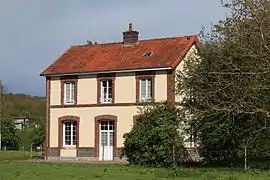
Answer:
64;81;75;105
101;80;113;103
140;78;152;102
63;121;77;147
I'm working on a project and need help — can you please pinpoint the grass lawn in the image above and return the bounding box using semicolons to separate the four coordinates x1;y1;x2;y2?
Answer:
0;151;41;161
0;162;270;180
0;151;269;179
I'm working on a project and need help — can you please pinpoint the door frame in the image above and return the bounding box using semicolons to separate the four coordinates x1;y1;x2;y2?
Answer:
94;115;117;160
99;120;114;160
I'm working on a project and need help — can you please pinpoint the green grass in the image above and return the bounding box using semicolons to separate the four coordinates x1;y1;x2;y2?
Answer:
0;162;270;180
0;151;41;160
0;151;269;179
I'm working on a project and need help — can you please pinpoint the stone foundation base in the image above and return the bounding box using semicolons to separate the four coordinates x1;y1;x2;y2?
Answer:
46;156;127;162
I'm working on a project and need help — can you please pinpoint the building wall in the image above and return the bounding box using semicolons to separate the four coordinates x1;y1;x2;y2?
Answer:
50;77;61;105
155;71;167;102
175;45;200;103
50;71;168;104
115;72;136;103
49;106;139;148
77;75;97;104
174;45;200;148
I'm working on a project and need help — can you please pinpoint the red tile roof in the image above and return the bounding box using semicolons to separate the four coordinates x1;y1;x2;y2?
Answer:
40;35;200;76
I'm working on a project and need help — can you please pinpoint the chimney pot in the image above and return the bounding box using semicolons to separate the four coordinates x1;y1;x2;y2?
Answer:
129;23;133;31
123;23;139;46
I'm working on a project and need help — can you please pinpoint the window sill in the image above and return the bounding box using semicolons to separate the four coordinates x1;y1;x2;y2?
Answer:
101;102;113;104
140;99;153;103
62;146;76;149
64;102;75;105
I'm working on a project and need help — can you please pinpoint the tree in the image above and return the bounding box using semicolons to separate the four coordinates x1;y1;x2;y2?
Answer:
1;115;18;149
121;102;185;167
31;117;45;148
16;117;45;150
177;0;270;166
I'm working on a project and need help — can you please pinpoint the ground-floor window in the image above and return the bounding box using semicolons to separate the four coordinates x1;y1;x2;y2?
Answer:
63;121;77;147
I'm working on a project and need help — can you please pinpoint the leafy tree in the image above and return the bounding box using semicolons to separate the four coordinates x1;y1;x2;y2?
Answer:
16;128;32;151
177;0;270;166
1;115;18;149
31;117;45;148
16;117;45;150
121;102;185;167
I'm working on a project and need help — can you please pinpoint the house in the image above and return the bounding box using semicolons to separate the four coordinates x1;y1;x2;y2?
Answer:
12;116;30;130
40;23;200;161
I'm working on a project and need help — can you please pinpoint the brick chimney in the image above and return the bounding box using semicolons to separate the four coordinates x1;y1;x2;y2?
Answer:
123;23;139;46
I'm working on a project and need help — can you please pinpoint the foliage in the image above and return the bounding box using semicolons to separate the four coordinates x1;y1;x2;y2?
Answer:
121;102;185;167
1;92;45;150
31;117;45;148
16;118;45;150
177;0;270;166
1;115;18;149
3;93;45;119
16;128;32;151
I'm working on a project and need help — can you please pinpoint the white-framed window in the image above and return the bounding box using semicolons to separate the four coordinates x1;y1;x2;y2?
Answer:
101;80;113;103
63;121;77;147
140;78;152;101
64;81;75;105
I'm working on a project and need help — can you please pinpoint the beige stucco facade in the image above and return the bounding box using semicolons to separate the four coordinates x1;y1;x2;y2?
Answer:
175;45;200;103
50;106;140;148
50;71;168;105
77;75;97;104
115;72;136;103
60;149;77;157
50;77;61;105
155;71;167;102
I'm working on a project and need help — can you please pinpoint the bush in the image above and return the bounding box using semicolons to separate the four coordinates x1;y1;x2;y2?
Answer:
16;128;33;151
1;115;18;149
121;102;185;167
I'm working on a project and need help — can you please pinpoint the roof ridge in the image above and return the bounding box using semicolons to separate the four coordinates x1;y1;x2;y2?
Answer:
71;34;198;47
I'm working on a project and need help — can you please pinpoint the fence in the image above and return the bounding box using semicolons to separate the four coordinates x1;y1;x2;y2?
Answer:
0;145;44;160
184;148;270;170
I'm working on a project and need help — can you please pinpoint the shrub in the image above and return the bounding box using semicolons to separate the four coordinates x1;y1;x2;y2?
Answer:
121;102;185;167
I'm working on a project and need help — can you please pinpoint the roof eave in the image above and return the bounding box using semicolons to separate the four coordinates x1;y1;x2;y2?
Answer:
40;66;172;77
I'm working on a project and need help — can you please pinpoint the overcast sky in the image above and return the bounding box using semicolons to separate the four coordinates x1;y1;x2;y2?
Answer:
0;0;227;96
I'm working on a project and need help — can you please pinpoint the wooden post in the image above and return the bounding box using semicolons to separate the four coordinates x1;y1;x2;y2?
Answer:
30;143;33;161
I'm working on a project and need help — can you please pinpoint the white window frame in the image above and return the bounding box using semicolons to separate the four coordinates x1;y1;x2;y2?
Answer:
64;81;75;105
101;80;113;103
63;121;77;147
140;78;152;102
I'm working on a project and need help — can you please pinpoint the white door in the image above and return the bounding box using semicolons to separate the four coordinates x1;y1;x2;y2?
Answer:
99;120;114;160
